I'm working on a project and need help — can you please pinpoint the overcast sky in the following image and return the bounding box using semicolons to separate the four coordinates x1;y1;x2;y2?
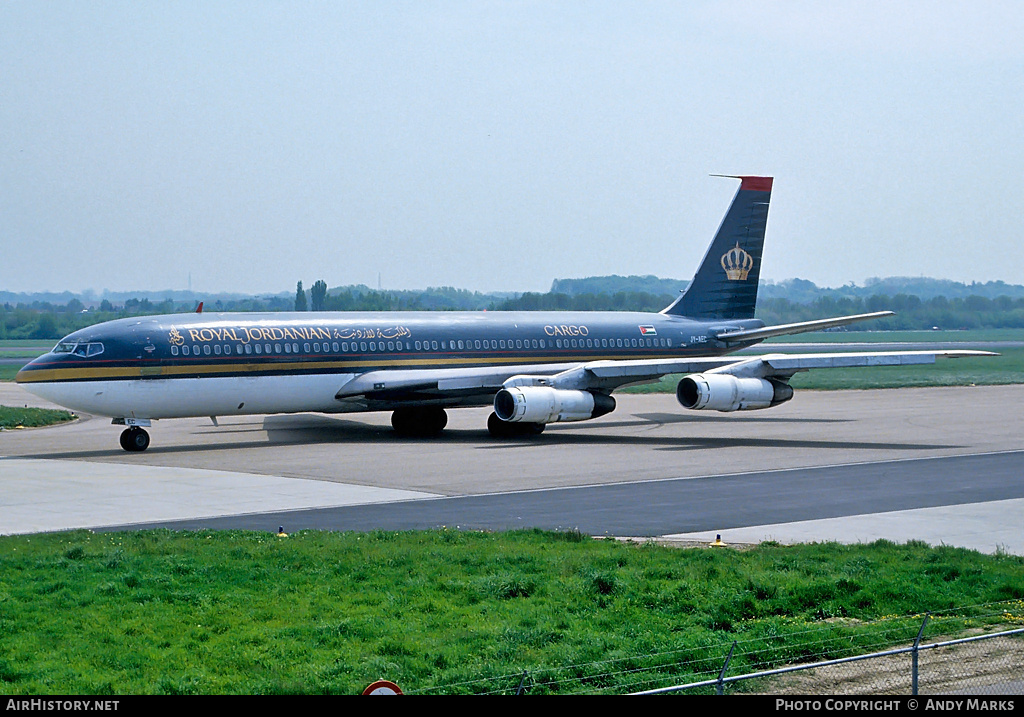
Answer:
2;1;1022;296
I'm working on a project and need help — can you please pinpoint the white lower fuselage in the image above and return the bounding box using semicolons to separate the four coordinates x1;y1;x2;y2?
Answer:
23;374;360;420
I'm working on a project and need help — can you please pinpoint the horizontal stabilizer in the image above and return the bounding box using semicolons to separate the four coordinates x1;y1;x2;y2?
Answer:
714;311;895;343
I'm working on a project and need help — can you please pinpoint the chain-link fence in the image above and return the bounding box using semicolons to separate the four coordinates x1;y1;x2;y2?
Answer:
408;601;1024;695
635;626;1024;695
756;630;1023;695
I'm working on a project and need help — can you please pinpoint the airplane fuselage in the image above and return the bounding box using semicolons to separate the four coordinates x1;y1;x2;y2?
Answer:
16;310;764;420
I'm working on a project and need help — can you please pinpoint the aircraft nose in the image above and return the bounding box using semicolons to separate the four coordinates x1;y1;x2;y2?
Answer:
14;359;33;383
15;354;49;383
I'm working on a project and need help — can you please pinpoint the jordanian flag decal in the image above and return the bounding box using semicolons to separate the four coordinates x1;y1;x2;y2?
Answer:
639;325;657;336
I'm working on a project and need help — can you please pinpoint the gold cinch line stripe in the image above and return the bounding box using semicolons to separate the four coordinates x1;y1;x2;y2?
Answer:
17;353;683;383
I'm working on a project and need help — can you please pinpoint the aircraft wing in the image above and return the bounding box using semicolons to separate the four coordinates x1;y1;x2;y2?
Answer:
335;362;583;400
335;350;995;402
747;350;991;375
335;357;752;401
713;311;895;343
531;349;995;393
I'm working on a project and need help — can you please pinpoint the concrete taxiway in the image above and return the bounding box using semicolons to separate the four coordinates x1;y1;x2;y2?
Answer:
2;382;1022;554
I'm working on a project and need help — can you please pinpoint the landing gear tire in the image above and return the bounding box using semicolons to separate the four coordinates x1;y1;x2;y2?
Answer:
487;412;545;438
119;427;150;452
391;407;448;437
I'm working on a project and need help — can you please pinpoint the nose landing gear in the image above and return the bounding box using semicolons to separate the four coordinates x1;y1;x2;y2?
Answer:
119;426;150;452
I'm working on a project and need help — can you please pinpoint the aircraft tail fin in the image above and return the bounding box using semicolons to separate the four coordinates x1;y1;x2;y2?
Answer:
662;176;772;319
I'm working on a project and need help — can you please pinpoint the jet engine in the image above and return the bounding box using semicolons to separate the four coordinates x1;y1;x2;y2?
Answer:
676;373;793;412
494;386;616;424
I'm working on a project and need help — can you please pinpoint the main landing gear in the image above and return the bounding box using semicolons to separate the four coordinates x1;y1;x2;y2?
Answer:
119;426;151;452
391;407;449;437
487;412;545;438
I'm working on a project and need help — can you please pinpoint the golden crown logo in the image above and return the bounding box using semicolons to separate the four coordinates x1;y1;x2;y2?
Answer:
720;242;754;281
168;328;184;346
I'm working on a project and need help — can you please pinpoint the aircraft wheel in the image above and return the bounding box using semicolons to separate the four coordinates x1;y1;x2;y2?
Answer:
425;407;448;435
120;427;150;452
487;412;510;437
391;408;414;436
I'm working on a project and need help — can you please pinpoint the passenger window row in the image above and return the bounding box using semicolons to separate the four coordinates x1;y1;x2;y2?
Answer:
167;336;674;357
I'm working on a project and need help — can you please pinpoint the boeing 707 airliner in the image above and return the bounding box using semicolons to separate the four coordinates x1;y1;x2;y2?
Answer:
16;176;991;451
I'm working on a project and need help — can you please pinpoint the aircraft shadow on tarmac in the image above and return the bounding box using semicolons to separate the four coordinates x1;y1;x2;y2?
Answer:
257;413;947;453
7;411;960;460
473;432;956;453
616;412;848;426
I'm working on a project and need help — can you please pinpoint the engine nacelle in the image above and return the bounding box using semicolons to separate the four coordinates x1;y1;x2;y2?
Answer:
494;386;616;424
676;373;793;412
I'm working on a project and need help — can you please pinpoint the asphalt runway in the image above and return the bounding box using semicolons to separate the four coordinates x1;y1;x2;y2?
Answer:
2;382;1023;554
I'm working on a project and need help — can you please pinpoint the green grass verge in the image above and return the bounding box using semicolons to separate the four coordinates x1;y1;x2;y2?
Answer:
0;341;54;349
0;351;49;359
0;529;1021;694
0;406;76;429
0;340;48;382
764;329;1024;343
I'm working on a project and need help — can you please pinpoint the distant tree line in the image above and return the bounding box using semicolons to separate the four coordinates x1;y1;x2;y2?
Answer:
556;275;1024;302
494;291;674;313
0;295;289;341
757;294;1024;331
4;278;1024;341
0;299;181;340
496;291;1024;330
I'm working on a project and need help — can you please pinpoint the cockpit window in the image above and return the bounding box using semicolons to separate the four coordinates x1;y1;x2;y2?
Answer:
52;342;104;358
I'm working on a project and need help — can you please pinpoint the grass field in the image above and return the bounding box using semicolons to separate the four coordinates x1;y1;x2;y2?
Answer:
764;328;1024;343
0;406;75;429
0;340;54;350
0;350;49;359
0;529;1021;695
